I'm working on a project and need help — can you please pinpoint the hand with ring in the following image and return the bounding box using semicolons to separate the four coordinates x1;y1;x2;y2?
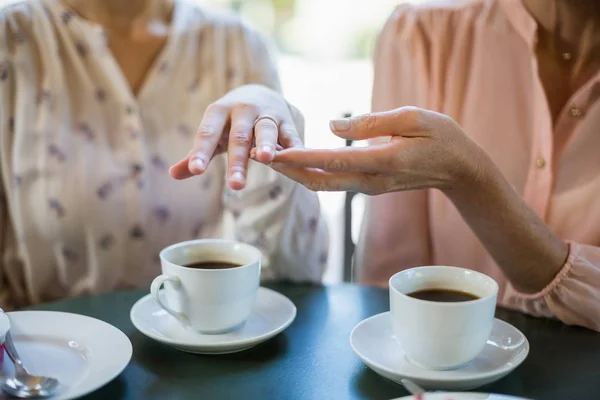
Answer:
169;84;303;190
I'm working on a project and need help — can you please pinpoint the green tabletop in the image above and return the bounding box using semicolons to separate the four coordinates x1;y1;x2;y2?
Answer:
31;283;600;400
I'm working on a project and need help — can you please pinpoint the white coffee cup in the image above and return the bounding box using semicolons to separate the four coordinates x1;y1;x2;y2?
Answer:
389;266;498;370
150;239;261;334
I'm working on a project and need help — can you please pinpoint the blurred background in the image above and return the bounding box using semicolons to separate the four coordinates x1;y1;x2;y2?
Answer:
0;0;428;283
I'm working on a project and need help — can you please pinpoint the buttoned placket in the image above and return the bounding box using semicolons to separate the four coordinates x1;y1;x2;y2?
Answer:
523;45;596;220
523;51;554;219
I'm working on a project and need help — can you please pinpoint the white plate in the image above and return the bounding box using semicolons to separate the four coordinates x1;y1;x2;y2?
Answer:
0;311;132;400
350;312;529;391
130;287;296;354
391;393;530;400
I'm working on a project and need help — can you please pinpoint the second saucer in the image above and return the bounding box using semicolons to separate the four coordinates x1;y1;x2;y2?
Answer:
131;287;296;354
350;312;529;391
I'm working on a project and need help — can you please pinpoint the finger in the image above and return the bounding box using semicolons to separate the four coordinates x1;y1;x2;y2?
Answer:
250;144;284;161
270;163;366;192
170;156;194;180
254;116;279;163
328;107;429;141
227;106;257;189
278;121;304;149
189;104;229;174
273;145;391;172
171;147;227;180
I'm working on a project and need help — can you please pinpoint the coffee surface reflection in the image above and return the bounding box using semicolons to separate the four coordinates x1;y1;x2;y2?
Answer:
407;289;479;302
183;261;242;270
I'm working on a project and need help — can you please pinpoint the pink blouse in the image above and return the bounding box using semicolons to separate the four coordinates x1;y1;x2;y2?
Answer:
356;0;600;330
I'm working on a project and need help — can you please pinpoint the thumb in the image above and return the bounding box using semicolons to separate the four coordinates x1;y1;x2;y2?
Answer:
329;107;428;140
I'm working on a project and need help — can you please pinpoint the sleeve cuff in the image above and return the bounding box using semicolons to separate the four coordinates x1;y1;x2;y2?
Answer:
508;241;576;300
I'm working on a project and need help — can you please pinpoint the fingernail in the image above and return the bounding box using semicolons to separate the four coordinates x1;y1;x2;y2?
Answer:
230;171;245;182
260;145;274;157
329;119;351;131
190;158;206;172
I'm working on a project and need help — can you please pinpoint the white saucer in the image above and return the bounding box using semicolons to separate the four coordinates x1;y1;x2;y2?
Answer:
391;393;530;400
130;287;296;354
350;312;529;391
0;311;132;400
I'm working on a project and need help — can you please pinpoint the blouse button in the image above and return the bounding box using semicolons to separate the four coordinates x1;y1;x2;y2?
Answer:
535;158;546;168
570;107;583;117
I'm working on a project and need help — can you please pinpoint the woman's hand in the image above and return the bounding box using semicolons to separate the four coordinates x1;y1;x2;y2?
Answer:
271;106;569;295
169;84;303;190
267;107;486;195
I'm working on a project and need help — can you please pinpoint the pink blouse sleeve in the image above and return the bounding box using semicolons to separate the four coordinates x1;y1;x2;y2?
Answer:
504;242;600;331
355;5;436;286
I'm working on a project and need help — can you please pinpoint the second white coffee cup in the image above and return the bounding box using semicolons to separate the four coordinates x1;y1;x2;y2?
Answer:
389;266;498;370
150;239;261;334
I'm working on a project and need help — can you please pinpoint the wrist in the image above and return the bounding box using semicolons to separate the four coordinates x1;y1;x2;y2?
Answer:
442;145;496;199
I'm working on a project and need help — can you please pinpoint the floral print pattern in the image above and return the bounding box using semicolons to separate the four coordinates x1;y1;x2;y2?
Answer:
0;0;328;308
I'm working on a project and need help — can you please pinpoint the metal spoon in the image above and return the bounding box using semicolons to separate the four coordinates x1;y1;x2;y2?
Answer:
400;378;426;395
0;310;59;398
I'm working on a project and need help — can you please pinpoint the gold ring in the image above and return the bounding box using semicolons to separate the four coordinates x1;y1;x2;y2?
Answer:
253;115;279;128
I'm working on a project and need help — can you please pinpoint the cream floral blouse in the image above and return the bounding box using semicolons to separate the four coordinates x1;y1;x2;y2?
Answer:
0;0;328;309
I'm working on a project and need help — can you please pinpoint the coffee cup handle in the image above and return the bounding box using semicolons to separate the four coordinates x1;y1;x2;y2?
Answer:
150;275;190;327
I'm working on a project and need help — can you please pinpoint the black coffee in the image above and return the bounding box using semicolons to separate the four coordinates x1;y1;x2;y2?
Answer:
407;289;479;302
183;261;242;270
